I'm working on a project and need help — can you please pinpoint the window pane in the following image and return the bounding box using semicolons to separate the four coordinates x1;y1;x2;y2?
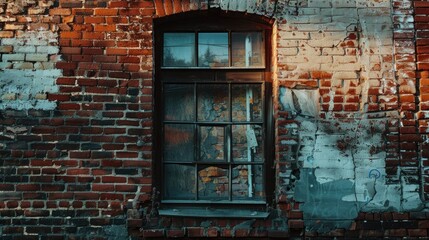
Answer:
164;33;195;67
164;124;194;162
197;84;229;122
198;33;229;67
198;165;229;200
164;84;194;121
232;125;264;162
232;164;264;200
232;32;264;67
232;84;262;122
199;126;225;162
164;164;195;200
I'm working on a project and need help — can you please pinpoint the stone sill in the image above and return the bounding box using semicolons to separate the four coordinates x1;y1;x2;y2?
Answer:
159;207;270;218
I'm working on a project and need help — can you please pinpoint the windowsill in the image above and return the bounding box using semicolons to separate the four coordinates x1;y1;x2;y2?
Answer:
159;207;270;219
160;67;266;70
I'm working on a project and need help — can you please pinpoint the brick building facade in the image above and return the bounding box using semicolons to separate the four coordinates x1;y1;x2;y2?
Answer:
0;0;429;239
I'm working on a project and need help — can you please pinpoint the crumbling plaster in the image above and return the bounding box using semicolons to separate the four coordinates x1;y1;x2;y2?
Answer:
278;0;422;232
0;0;60;110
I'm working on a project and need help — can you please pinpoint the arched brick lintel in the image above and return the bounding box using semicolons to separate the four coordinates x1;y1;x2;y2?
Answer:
152;0;282;19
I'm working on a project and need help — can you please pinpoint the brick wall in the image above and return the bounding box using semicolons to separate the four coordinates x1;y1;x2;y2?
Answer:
0;0;428;239
415;0;429;200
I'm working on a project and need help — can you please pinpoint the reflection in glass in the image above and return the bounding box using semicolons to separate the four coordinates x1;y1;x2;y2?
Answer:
198;165;229;200
232;84;262;122
200;126;225;162
164;124;194;162
232;32;264;67
164;33;195;67
164;164;195;199
232;125;263;162
232;164;264;200
198;33;229;67
197;84;229;122
164;84;195;121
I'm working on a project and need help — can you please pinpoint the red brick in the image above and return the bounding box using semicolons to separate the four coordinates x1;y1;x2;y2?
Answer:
84;16;105;24
106;48;128;55
167;229;185;238
82;32;105;40
118;8;141;16
50;8;71;15
73;9;94;15
108;1;127;7
94;9;118;16
94;25;116;32
141;229;164;237
154;0;165;16
56;62;78;70
289;220;304;228
92;184;114;191
102;176;126;183
408;229;428;237
61;31;81;39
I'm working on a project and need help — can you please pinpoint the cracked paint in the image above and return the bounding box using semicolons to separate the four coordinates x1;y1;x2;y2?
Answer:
280;107;423;232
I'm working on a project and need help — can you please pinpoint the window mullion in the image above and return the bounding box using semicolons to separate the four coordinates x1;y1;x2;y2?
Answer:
194;82;199;201
228;31;232;67
228;83;232;201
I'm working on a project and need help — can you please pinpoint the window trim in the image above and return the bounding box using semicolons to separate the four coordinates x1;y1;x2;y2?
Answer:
153;9;275;215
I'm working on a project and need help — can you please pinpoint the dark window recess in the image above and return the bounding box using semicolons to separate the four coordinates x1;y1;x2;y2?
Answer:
154;10;274;217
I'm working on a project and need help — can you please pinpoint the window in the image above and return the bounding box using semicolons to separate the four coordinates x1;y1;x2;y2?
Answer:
154;11;274;217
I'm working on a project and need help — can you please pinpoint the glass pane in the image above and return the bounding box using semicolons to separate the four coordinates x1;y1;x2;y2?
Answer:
164;33;195;67
232;125;264;162
199;126;225;162
231;32;264;67
198;165;229;200
164;124;194;162
164;84;194;121
232;164;264;200
197;84;229;122
164;164;195;200
232;84;262;122
198;33;229;67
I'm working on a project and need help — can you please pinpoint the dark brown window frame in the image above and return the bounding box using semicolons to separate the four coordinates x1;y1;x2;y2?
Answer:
153;9;275;217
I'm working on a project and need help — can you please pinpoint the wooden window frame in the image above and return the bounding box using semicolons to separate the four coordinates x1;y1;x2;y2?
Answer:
153;10;275;216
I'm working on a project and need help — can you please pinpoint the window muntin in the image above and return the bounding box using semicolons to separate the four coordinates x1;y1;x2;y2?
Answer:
162;32;264;68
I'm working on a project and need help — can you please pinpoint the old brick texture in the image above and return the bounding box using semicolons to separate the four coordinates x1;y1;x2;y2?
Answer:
0;0;428;239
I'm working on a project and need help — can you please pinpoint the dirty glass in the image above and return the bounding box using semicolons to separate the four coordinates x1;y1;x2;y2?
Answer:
164;84;194;121
232;164;264;200
164;164;195;200
231;32;264;67
198;165;229;200
199;126;225;162
164;124;194;162
198;33;229;67
197;84;229;122
164;33;195;67
232;125;264;162
232;84;262;122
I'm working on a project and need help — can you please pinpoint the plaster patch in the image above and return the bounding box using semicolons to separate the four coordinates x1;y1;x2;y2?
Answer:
279;87;320;117
295;168;358;232
315;168;355;183
0;29;60;110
